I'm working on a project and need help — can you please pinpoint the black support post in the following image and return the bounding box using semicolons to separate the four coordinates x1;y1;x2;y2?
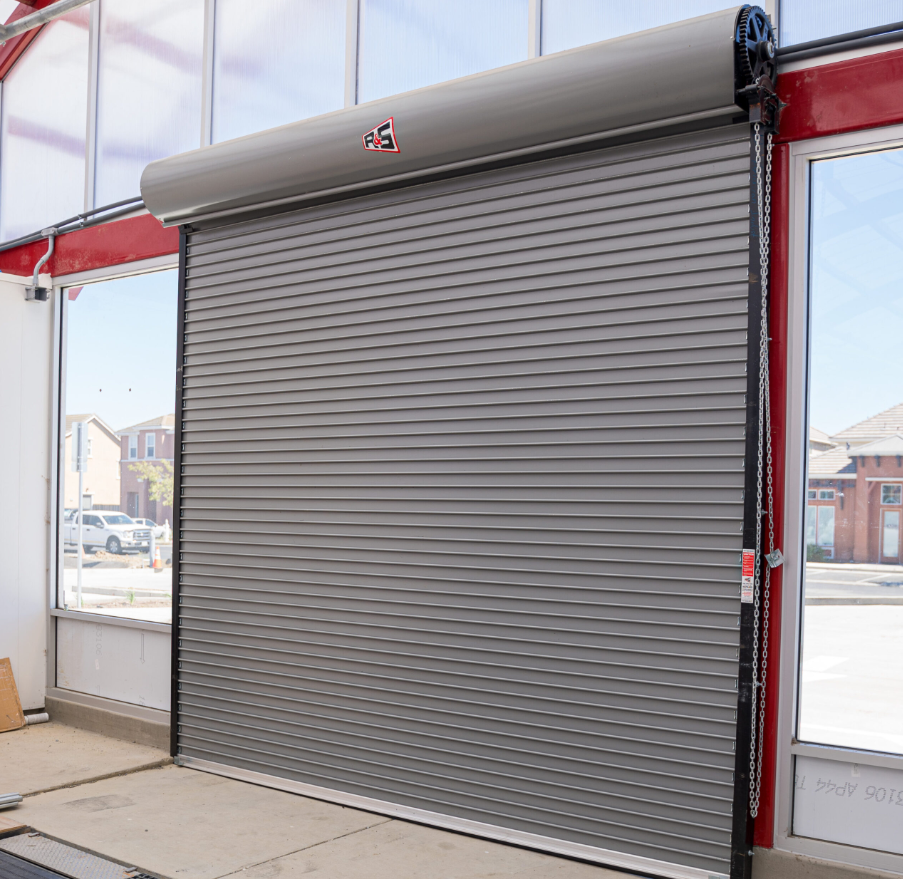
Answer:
731;126;764;879
170;228;188;758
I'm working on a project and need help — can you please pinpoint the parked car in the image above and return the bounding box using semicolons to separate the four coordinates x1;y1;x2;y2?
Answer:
133;518;165;540
63;512;151;555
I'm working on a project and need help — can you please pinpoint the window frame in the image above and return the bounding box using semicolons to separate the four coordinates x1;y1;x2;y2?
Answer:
50;255;178;638
881;483;902;505
775;125;903;873
146;432;155;459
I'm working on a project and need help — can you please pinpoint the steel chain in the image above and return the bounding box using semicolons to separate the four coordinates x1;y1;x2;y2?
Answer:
749;122;774;820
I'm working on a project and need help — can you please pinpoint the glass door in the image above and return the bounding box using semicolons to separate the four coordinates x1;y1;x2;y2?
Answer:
882;510;900;560
792;144;903;858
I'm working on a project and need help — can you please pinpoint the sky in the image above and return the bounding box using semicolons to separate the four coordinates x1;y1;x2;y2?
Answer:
65;269;178;432
807;147;903;436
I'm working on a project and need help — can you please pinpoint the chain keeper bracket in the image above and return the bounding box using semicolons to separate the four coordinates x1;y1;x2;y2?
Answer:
739;75;787;136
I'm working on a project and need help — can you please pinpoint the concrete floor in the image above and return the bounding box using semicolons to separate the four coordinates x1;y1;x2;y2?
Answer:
3;723;623;879
0;722;169;795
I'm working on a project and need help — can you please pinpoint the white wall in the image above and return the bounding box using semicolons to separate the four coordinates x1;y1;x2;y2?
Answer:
56;617;170;710
0;278;54;710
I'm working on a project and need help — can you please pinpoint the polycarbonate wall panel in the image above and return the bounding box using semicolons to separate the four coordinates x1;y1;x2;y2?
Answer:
176;124;751;877
358;0;528;104
781;0;903;46
541;0;734;55
0;1;18;24
94;0;204;207
212;0;346;144
0;10;89;242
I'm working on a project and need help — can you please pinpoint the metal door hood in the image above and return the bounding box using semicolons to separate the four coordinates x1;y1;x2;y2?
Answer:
141;7;742;227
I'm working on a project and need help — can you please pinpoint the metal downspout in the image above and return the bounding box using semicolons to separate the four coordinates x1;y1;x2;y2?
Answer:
24;228;56;302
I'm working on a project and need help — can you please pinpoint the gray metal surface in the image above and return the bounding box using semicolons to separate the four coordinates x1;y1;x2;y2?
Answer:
177;123;750;878
0;835;147;879
0;851;62;879
141;8;741;226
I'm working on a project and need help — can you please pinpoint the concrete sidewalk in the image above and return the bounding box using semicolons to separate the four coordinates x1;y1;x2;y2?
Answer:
3;722;622;879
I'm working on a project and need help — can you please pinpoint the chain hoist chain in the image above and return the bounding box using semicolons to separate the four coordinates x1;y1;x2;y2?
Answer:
749;122;775;820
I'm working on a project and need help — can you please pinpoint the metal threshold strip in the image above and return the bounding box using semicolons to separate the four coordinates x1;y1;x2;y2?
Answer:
177;756;729;879
0;834;154;879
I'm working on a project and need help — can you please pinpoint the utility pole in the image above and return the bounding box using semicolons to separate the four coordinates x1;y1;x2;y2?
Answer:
72;421;88;609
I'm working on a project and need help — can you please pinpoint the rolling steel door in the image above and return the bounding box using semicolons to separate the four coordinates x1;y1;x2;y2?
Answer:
175;122;751;879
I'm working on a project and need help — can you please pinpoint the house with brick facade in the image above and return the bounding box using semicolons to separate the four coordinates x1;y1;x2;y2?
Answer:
808;403;903;563
118;414;175;527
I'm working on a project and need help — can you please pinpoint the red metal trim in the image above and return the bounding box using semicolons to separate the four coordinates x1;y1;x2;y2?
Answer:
0;0;59;81
753;142;789;849
776;47;903;143
0;213;179;277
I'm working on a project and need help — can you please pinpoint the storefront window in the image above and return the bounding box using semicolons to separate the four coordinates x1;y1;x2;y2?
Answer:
61;271;178;623
799;147;903;756
358;0;528;103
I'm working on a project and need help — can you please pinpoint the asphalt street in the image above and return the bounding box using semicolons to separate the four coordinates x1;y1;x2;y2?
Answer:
804;563;903;602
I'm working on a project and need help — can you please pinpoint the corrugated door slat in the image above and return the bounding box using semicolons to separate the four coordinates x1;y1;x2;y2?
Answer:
177;124;750;877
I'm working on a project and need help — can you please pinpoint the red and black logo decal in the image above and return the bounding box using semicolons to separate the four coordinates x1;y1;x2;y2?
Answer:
362;117;400;153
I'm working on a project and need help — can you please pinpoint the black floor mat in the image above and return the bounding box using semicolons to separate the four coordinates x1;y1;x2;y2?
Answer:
0;849;64;879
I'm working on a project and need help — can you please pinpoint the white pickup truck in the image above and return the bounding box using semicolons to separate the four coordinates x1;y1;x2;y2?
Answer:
64;511;151;555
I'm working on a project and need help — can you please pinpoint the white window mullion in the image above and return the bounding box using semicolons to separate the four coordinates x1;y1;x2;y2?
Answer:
83;0;101;210
344;0;359;107
200;0;215;146
528;0;542;58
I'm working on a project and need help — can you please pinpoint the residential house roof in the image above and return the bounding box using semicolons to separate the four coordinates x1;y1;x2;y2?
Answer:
831;402;903;446
809;445;856;477
851;433;903;457
809;426;833;451
64;413;119;443
117;414;176;434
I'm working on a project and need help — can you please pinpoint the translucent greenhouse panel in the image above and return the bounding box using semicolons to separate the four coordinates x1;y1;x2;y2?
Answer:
781;0;903;47
94;0;204;207
541;0;733;55
212;0;346;144
0;9;89;242
0;1;19;24
358;0;528;104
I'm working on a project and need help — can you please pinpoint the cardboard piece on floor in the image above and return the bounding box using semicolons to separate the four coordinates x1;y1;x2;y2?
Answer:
0;659;25;733
0;813;28;838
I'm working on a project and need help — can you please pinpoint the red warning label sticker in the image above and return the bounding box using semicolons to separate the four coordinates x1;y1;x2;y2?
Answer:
741;548;756;603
